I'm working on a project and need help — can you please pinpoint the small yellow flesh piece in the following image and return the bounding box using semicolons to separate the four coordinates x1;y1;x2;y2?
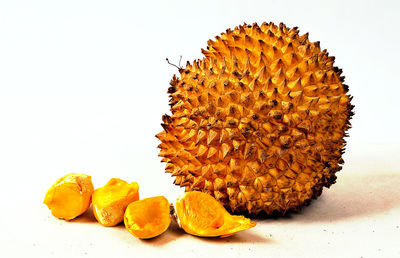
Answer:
43;173;94;220
92;178;139;227
124;196;171;239
175;191;256;237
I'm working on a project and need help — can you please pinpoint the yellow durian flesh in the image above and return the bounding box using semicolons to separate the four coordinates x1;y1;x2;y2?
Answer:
124;196;171;239
175;191;256;237
92;178;139;227
43;173;94;220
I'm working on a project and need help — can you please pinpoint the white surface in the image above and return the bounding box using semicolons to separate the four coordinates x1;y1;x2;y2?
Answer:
0;0;399;257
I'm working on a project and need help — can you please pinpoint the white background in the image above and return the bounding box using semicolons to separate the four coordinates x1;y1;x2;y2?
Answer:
0;0;399;257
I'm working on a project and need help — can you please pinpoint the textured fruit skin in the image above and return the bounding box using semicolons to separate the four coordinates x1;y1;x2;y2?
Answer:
156;22;354;215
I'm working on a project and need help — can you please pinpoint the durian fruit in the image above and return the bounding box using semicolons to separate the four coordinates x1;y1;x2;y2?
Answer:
156;22;354;215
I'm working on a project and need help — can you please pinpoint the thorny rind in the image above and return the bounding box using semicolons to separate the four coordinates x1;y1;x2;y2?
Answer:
170;202;181;228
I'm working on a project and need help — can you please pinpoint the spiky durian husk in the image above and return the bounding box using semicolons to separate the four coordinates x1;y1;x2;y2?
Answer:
156;22;354;215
